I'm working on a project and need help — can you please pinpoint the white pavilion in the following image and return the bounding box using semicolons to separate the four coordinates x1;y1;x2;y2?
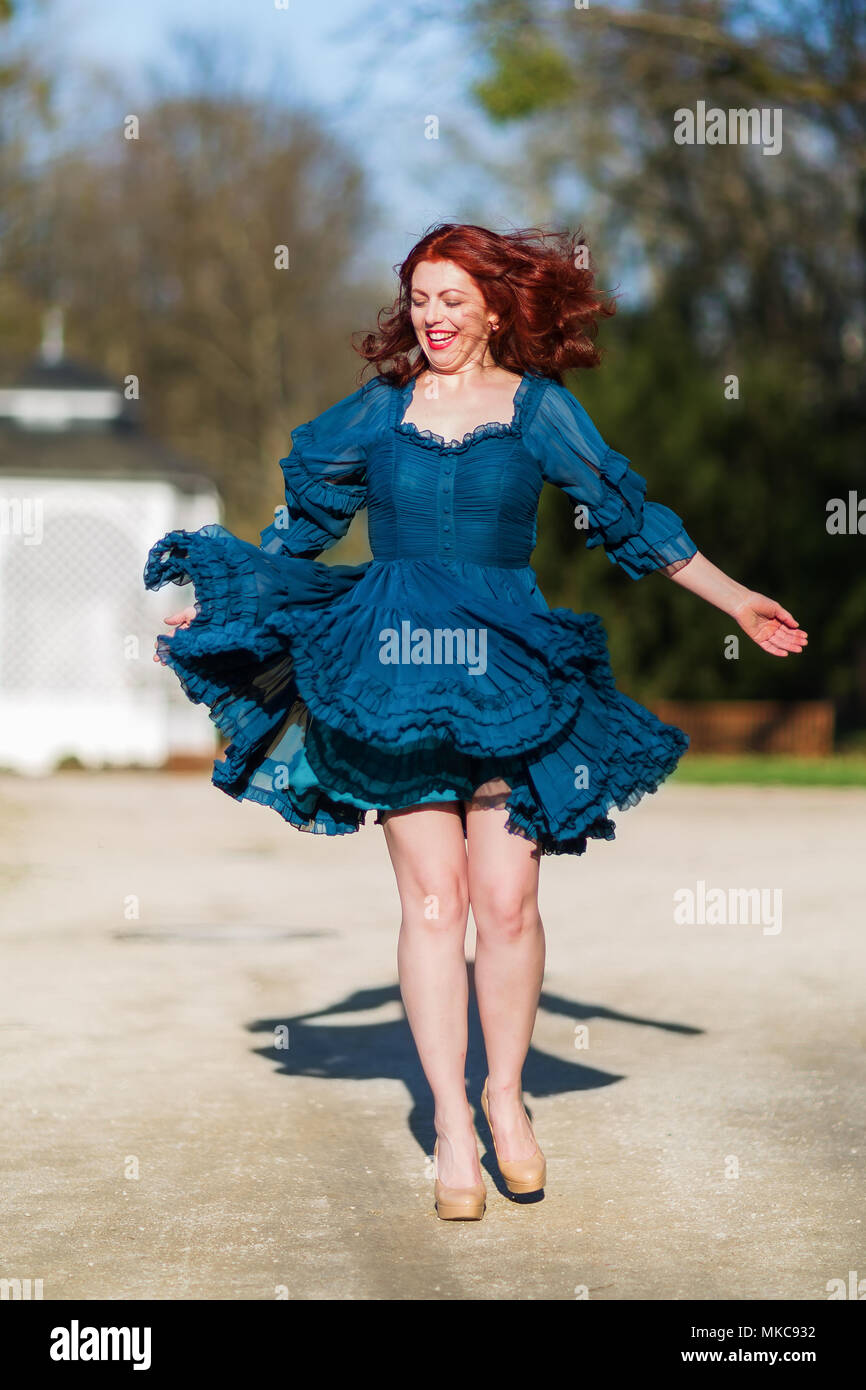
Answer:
0;310;220;774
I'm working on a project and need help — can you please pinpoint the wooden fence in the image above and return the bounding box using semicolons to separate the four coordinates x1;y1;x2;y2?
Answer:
649;700;835;755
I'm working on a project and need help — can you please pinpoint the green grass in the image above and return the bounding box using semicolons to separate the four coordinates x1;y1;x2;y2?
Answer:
672;755;866;787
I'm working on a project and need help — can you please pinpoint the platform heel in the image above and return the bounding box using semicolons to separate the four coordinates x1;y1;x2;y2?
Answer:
480;1077;546;1195
433;1138;486;1220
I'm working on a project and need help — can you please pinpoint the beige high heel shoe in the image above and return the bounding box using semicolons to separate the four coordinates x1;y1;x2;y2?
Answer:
433;1138;486;1220
480;1078;547;1194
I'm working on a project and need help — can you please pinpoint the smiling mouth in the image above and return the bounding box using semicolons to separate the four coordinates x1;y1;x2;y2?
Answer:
426;330;457;350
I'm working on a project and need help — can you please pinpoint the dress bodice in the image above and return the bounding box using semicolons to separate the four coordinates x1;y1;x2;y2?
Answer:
257;371;698;581
369;372;542;568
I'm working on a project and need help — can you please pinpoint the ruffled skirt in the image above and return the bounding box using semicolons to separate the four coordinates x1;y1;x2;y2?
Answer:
143;525;688;855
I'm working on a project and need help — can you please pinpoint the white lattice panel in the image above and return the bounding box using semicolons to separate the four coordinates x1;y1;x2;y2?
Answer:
0;475;220;771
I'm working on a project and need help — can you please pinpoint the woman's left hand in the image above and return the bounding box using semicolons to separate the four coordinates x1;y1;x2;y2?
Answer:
731;592;808;657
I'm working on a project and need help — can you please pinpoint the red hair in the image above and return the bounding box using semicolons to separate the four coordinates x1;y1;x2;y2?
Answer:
354;222;617;387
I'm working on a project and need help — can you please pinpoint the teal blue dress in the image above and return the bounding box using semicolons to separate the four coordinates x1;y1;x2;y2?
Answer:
143;370;697;855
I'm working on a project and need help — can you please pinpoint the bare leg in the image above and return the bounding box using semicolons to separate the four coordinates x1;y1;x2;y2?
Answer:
467;780;544;1161
381;802;483;1188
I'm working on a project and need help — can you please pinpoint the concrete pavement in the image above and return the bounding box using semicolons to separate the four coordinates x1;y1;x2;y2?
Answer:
1;771;862;1300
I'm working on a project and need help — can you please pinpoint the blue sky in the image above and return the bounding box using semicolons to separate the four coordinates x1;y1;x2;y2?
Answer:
28;0;527;277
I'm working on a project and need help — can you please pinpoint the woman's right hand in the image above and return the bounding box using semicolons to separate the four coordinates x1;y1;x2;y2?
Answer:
153;606;198;663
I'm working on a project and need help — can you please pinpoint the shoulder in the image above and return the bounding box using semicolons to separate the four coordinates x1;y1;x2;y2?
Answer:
525;374;605;436
359;373;397;399
520;373;614;477
527;374;582;412
348;372;400;416
302;375;394;445
521;373;588;435
522;373;578;414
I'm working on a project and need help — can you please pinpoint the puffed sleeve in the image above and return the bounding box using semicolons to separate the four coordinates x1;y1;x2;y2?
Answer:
257;384;370;560
144;381;378;644
525;379;698;579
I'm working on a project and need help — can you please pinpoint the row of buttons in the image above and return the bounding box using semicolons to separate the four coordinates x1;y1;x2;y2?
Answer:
441;460;455;551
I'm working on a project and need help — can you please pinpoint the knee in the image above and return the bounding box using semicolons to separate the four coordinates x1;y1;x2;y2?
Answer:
401;874;469;935
471;883;541;944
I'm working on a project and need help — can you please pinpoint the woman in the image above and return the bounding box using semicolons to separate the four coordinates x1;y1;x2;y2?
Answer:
145;223;807;1221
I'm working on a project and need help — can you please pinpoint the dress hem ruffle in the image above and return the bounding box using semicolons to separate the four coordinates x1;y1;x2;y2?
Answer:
144;521;690;857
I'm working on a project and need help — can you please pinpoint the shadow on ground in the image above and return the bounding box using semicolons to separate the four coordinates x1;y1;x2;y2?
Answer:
248;970;703;1190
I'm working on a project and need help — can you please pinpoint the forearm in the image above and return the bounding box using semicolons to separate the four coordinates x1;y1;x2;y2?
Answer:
662;550;750;617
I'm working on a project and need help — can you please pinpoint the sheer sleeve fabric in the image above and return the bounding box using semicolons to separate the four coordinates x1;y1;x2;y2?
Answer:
258;384;372;560
525;379;698;580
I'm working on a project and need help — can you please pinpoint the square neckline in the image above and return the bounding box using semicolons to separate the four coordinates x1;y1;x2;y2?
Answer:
395;370;532;451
